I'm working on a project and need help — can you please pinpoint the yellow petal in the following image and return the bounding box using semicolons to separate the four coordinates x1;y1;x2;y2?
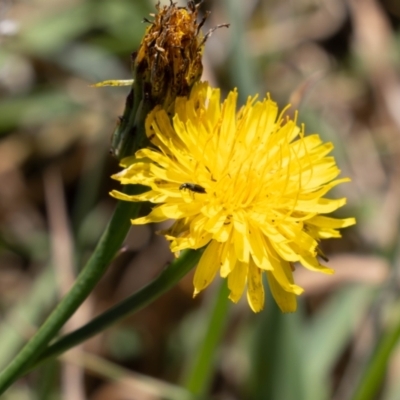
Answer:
220;242;237;277
269;240;301;263
299;254;334;274
130;203;198;224
110;189;174;203
295;197;347;213
193;240;221;295
266;270;297;313
265;241;304;295
307;215;356;229
278;223;317;253
233;215;250;263
246;259;265;312
247;224;273;270
227;260;248;303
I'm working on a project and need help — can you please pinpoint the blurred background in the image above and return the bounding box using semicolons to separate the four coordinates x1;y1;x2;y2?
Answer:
0;0;399;399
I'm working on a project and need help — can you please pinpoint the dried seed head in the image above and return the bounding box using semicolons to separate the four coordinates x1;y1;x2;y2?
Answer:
135;1;207;111
108;1;228;160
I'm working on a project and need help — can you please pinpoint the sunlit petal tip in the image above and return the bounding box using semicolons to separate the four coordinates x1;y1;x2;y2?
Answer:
250;305;263;313
290;284;305;295
228;293;240;304
110;172;122;180
344;217;357;227
109;190;134;201
280;302;297;313
320;266;335;275
247;291;264;313
130;217;152;225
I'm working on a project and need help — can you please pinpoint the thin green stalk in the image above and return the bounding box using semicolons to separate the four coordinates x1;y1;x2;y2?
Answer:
350;315;400;400
24;249;201;373
183;280;230;397
0;184;141;394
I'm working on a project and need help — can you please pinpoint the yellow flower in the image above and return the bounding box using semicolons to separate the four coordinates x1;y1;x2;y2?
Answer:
111;82;356;313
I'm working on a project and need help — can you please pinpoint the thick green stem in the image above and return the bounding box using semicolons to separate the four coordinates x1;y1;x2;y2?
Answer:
25;249;201;373
0;185;141;394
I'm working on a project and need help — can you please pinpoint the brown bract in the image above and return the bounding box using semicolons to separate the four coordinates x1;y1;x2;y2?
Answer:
135;1;206;112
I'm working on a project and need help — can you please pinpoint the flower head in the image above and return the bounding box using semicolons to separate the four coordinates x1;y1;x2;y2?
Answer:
106;1;218;160
111;82;356;312
135;0;207;113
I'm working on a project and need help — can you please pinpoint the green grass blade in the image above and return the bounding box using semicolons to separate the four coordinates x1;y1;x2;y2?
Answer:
303;286;374;400
350;311;400;400
183;281;230;397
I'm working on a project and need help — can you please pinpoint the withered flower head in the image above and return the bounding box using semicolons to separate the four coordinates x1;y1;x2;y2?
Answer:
135;1;207;112
109;1;227;160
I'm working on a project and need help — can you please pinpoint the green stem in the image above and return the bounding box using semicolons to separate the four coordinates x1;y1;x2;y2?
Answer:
0;184;141;394
183;280;230;396
351;315;400;400
24;249;201;373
